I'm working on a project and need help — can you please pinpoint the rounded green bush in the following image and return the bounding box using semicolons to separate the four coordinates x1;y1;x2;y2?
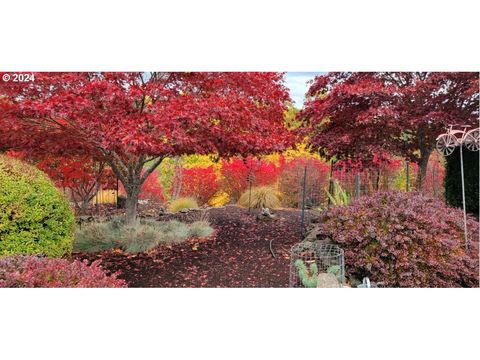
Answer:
0;155;74;257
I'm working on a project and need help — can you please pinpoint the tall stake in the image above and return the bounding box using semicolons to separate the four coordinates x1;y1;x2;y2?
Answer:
248;169;253;214
95;161;99;217
405;161;410;192
356;172;361;198
116;176;119;215
459;146;468;250
327;160;334;206
300;166;307;237
432;164;436;197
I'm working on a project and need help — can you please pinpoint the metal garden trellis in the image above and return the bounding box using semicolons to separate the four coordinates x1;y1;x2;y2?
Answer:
435;125;480;250
289;242;345;288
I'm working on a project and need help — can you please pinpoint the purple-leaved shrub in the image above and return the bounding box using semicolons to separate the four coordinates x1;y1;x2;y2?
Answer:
0;256;126;288
317;191;479;287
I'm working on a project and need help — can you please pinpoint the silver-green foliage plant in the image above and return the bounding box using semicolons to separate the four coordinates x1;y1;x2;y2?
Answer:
188;220;214;238
294;259;318;288
75;217;213;253
73;222;120;253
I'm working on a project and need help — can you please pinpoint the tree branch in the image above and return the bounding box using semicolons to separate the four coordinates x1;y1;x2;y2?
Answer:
140;156;164;184
108;151;128;178
109;159;127;185
134;154;146;177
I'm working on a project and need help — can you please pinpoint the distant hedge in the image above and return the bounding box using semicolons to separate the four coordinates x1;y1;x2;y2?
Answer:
0;155;74;257
444;147;479;216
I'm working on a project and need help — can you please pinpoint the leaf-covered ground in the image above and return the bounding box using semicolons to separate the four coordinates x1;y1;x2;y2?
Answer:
73;206;312;287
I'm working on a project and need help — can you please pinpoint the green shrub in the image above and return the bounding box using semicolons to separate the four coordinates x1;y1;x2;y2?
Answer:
168;197;199;213
0;155;74;257
444;146;479;215
74;217;213;253
238;186;281;209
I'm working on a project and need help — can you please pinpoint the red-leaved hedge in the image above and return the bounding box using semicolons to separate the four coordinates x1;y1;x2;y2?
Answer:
139;170;165;203
179;166;220;204
317;191;479;287
0;256;126;288
220;157;281;201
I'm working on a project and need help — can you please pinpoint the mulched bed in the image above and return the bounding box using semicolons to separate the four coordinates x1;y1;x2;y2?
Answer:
72;206;312;287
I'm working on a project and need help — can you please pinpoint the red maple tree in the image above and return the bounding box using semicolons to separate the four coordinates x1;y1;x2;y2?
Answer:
37;156;116;213
300;72;479;188
0;72;293;223
6;151;115;213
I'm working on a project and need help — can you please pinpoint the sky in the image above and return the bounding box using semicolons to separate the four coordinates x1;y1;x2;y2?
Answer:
284;72;325;108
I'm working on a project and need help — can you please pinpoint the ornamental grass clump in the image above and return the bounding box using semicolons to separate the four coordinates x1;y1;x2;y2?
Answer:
317;191;479;287
188;220;215;238
0;256;126;288
168;197;199;213
238;186;281;209
75;217;213;253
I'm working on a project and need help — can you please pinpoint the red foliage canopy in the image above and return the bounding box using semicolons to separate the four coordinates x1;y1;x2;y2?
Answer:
0;72;294;221
300;72;479;187
6;151;115;212
36;156;115;191
0;72;293;158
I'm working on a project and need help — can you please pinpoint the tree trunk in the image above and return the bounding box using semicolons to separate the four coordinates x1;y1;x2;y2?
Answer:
125;186;140;225
415;148;432;190
172;156;183;200
107;153;164;226
80;198;91;214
